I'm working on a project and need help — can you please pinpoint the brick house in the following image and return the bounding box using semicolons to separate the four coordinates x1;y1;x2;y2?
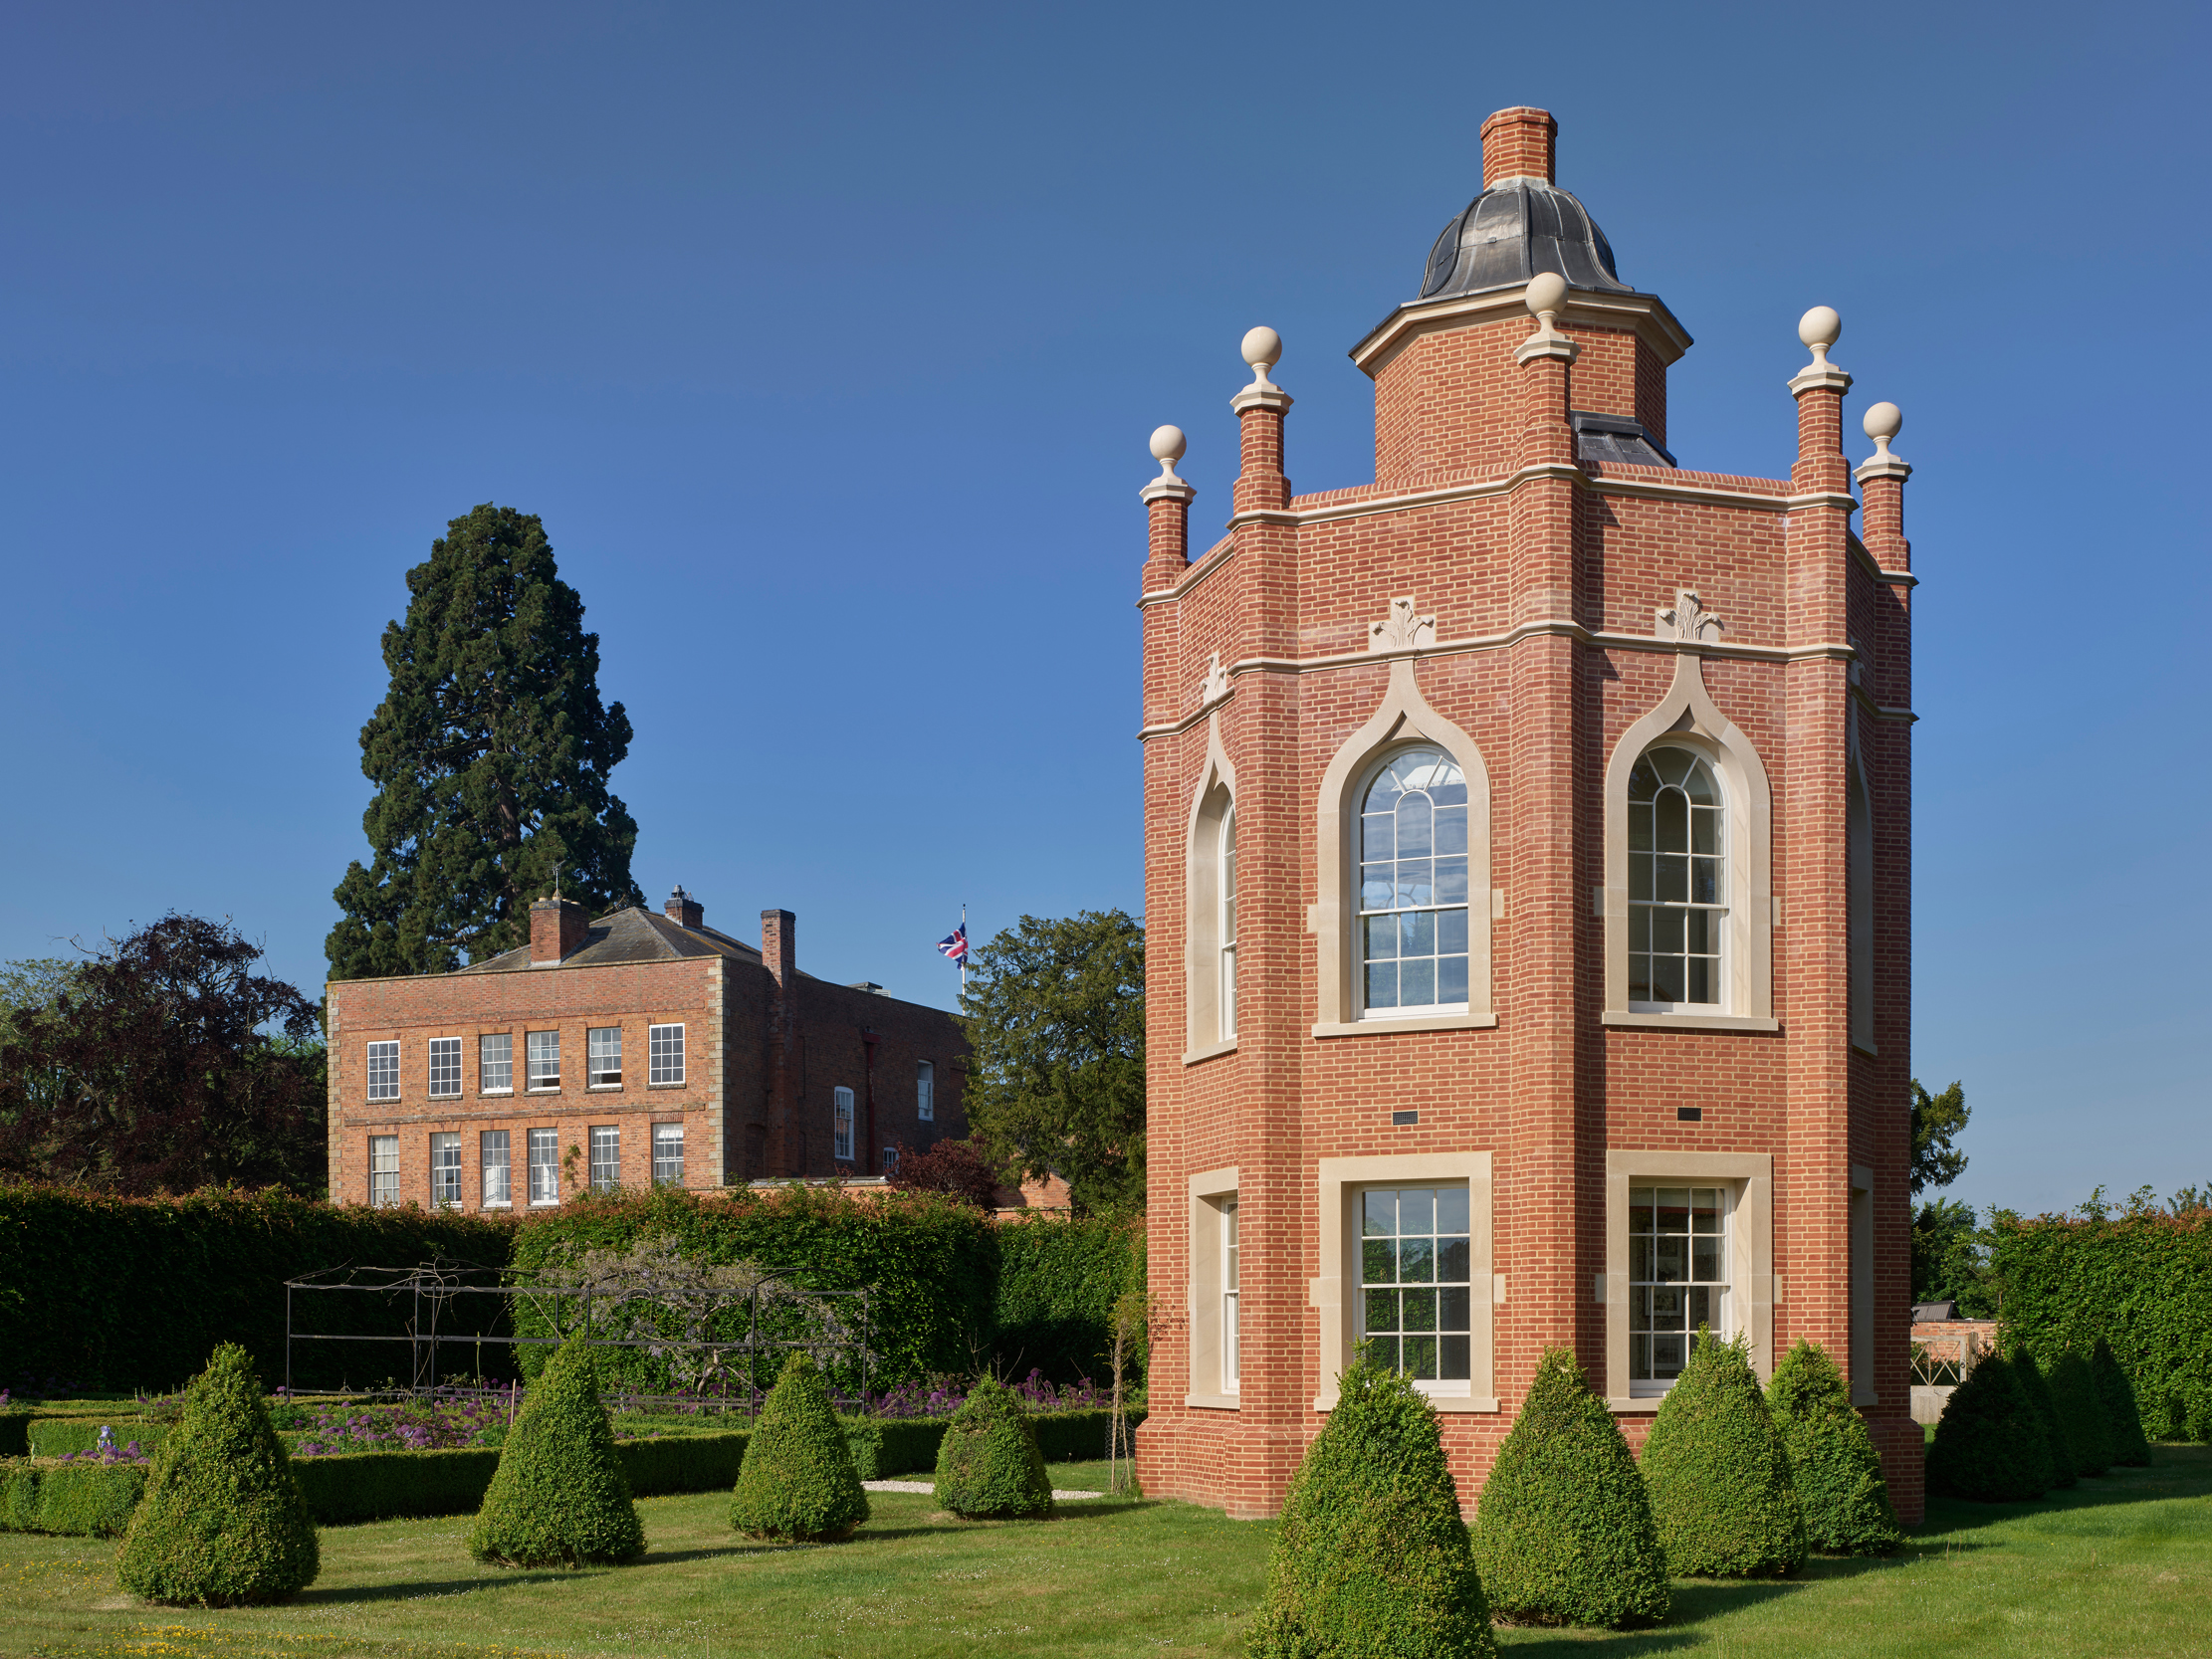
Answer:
1134;108;1921;1520
326;889;968;1211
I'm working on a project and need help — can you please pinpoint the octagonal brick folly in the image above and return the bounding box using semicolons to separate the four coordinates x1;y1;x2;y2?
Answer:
1134;106;1921;1522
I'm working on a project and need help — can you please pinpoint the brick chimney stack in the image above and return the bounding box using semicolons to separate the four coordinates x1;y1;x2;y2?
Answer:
1481;106;1557;186
762;908;798;1171
665;885;705;930
530;896;587;964
761;909;795;985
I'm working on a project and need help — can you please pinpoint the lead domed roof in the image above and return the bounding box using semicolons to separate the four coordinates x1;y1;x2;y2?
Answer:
1417;177;1633;302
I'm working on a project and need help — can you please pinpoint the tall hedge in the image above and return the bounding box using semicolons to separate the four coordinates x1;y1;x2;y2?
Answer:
1988;1207;2210;1447
1925;1354;2051;1501
467;1337;643;1566
2046;1350;2113;1477
2007;1344;2078;1487
2092;1338;2153;1466
508;1184;995;1390
992;1214;1143;1384
1470;1348;1666;1627
1640;1332;1806;1578
116;1344;320;1605
0;1183;512;1393
1764;1341;1902;1554
1247;1357;1494;1659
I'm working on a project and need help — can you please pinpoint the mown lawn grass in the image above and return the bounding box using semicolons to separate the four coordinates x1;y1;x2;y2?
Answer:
2;1449;2206;1659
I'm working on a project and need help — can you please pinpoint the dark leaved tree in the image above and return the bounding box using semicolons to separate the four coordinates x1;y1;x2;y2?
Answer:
959;911;1145;1217
887;1138;1001;1208
0;916;326;1194
327;504;642;979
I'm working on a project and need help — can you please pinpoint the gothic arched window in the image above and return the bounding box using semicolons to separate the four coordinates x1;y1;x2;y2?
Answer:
1359;748;1469;1015
1629;745;1725;1007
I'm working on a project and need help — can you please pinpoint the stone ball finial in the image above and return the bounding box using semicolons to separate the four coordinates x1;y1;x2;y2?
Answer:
1525;272;1568;318
1798;306;1842;350
1149;424;1188;481
1862;400;1903;463
1241;325;1282;370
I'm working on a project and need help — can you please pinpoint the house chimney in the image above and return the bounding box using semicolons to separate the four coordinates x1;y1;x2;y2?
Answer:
1481;106;1557;187
665;885;705;930
531;896;588;965
761;909;795;986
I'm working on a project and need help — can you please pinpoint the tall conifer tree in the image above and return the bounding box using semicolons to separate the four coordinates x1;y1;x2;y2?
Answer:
327;505;643;977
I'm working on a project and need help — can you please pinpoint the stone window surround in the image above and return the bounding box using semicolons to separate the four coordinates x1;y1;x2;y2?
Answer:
1312;658;1496;1039
1602;1148;1773;1410
1310;1151;1497;1413
1187;1165;1240;1409
1184;713;1239;1064
1601;648;1777;1033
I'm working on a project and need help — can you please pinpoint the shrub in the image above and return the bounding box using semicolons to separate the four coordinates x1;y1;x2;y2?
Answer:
1247;1356;1494;1659
1;1460;148;1538
1925;1354;2052;1501
2047;1349;2113;1476
115;1343;320;1606
731;1352;869;1542
2092;1338;2153;1466
1764;1341;1902;1554
2006;1345;2077;1487
466;1338;643;1566
1640;1331;1807;1578
933;1373;1053;1520
1469;1348;1666;1627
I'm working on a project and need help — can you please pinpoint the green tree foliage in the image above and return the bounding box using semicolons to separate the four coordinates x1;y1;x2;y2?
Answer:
933;1372;1053;1519
115;1342;319;1605
959;911;1145;1216
2046;1349;2113;1476
1764;1341;1902;1554
0;918;326;1196
1469;1348;1666;1627
1247;1355;1494;1659
2092;1338;2153;1465
1910;1079;1970;1196
467;1337;644;1565
2007;1344;2078;1488
1925;1354;2052;1501
730;1352;869;1542
1640;1332;1807;1577
328;504;642;979
1911;1197;1997;1314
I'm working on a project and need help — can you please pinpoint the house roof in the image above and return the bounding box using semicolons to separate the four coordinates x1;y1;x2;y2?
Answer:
455;907;770;974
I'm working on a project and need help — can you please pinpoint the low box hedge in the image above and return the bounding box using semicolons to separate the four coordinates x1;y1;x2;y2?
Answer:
26;1419;170;1458
1033;1407;1133;1465
1;1459;149;1538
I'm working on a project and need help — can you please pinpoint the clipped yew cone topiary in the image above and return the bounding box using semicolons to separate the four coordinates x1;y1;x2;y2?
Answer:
2008;1343;2078;1488
1640;1330;1807;1577
933;1372;1052;1520
467;1336;644;1565
2047;1349;2114;1477
1764;1340;1903;1554
1247;1354;1495;1659
2092;1339;2154;1466
115;1342;319;1606
731;1351;869;1542
1925;1354;2052;1501
1470;1348;1667;1627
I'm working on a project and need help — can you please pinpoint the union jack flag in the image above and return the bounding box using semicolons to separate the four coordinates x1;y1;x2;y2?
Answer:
936;925;969;962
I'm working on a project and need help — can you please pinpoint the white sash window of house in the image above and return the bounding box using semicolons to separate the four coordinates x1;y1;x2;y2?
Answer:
368;1135;398;1207
882;1146;899;1172
652;1123;684;1186
479;1033;513;1095
588;1125;620;1191
832;1087;855;1160
588;1026;622;1088
1219;809;1238;1040
527;1128;559;1205
917;1060;934;1122
1361;1185;1473;1391
1629;747;1726;1008
648;1023;684;1086
1629;1184;1730;1392
527;1030;560;1091
365;1041;400;1102
1359;750;1470;1017
427;1037;462;1099
1222;1197;1240;1391
481;1131;511;1207
430;1132;462;1208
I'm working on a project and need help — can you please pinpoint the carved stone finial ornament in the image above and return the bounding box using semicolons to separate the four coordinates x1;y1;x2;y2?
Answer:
1788;305;1852;395
1201;651;1230;708
1514;271;1578;365
1368;596;1437;655
1241;325;1283;391
1656;589;1724;645
1862;400;1903;464
1149;424;1188;481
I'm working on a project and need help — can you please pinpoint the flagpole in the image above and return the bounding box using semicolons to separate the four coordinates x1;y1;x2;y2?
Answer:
960;903;968;995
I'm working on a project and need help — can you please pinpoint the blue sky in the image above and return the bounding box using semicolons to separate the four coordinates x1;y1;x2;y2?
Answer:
1;2;2204;1217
